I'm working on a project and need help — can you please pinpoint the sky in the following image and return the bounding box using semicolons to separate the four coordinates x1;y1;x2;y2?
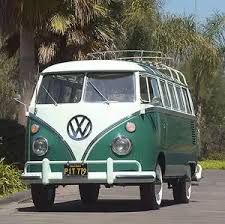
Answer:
164;0;225;22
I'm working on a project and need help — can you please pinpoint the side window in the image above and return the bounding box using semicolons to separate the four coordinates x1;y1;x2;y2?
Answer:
140;76;149;102
168;83;178;110
176;86;185;111
182;88;192;114
147;77;160;100
160;80;171;107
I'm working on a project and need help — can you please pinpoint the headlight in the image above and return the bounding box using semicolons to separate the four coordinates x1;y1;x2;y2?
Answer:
111;136;132;156
33;137;48;156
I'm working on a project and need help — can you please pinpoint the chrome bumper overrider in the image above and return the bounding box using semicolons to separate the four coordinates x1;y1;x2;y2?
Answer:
22;158;156;185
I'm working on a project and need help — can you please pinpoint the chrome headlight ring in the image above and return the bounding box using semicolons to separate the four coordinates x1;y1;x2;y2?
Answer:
32;137;48;156
111;136;132;156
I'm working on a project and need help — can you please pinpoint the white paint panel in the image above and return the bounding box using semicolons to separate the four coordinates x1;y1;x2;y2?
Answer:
42;60;145;73
31;103;140;160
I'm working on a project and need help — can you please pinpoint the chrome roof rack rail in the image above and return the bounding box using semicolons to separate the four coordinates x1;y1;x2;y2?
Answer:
87;50;187;86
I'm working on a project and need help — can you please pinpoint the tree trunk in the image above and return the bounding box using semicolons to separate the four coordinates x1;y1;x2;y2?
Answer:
18;24;36;125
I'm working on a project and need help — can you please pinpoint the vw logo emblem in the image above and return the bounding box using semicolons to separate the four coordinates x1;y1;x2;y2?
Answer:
67;115;92;140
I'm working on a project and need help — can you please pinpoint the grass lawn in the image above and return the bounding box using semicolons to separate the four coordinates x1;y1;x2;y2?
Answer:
199;160;225;170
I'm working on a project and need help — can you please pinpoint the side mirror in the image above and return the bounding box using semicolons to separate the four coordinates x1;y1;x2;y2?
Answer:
151;96;162;106
13;94;28;116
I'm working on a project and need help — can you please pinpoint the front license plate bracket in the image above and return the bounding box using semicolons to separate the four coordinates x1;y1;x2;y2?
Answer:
63;163;88;177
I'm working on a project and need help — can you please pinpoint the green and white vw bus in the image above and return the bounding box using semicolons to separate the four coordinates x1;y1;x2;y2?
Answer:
22;50;200;211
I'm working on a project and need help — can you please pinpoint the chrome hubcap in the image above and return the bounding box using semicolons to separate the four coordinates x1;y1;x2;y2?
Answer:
155;164;163;205
186;167;192;199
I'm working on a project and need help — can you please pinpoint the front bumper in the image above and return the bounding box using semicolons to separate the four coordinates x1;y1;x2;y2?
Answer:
22;158;156;185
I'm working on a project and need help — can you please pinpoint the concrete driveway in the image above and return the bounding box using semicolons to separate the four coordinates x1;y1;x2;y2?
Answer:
0;170;225;224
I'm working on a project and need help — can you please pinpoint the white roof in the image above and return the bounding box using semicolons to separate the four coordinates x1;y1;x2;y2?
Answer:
42;60;145;73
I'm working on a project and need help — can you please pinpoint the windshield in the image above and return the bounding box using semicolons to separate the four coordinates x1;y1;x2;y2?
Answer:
36;72;135;104
84;73;135;103
37;74;84;104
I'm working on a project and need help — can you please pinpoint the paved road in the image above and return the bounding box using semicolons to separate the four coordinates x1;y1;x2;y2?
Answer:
0;170;225;224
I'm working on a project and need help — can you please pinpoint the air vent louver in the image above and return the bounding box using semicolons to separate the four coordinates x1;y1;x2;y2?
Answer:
191;121;197;145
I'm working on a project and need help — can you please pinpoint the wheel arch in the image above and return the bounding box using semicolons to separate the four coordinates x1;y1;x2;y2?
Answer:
157;152;166;176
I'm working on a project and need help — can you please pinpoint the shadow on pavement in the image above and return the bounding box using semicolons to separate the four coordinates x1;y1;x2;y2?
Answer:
18;199;179;213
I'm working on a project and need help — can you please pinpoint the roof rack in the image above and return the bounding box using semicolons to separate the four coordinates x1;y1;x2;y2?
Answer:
87;50;187;86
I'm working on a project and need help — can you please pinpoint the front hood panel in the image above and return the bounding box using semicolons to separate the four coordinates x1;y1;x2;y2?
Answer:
31;103;139;160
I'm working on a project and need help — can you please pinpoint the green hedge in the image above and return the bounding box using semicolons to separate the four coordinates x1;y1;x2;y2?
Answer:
0;119;25;167
0;158;25;197
201;152;225;161
199;160;225;170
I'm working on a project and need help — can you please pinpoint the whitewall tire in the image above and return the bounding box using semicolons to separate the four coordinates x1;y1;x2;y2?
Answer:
173;166;192;204
140;163;163;210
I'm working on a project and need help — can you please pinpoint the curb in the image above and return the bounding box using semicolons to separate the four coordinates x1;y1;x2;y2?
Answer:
0;190;31;205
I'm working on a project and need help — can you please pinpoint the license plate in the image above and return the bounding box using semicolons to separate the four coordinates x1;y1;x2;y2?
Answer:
63;163;88;177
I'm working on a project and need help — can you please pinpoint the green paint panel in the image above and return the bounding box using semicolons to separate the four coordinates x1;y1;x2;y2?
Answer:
27;115;75;172
86;109;198;175
87;112;159;172
162;113;198;166
26;108;199;178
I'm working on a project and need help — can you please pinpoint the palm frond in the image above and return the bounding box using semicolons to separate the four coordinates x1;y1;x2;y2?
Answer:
38;42;57;64
50;14;73;35
69;0;107;27
67;30;87;45
205;12;225;49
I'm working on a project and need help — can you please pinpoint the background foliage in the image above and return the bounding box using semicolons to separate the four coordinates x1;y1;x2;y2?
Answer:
1;0;225;164
0;39;18;119
0;158;25;197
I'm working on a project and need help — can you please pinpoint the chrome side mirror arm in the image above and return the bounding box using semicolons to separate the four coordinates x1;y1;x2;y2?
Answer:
13;95;29;116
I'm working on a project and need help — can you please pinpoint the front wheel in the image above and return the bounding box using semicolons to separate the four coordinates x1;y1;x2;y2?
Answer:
140;164;163;210
79;184;100;204
31;184;56;211
173;166;192;204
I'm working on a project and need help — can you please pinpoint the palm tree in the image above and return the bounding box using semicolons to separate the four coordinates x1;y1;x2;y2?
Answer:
119;0;161;50
0;0;61;123
38;0;116;64
0;0;114;124
204;12;225;51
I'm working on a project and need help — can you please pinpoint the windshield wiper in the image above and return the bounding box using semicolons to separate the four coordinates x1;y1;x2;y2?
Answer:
87;80;110;105
41;86;58;106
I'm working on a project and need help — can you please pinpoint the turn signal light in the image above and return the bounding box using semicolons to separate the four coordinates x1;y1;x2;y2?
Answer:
31;124;40;134
125;122;136;133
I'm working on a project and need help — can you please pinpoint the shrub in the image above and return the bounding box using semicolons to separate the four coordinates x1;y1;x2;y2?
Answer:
0;119;25;166
0;158;25;197
201;152;225;161
199;160;225;170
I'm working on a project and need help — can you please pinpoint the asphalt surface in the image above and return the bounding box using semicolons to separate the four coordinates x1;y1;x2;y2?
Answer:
0;170;225;224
